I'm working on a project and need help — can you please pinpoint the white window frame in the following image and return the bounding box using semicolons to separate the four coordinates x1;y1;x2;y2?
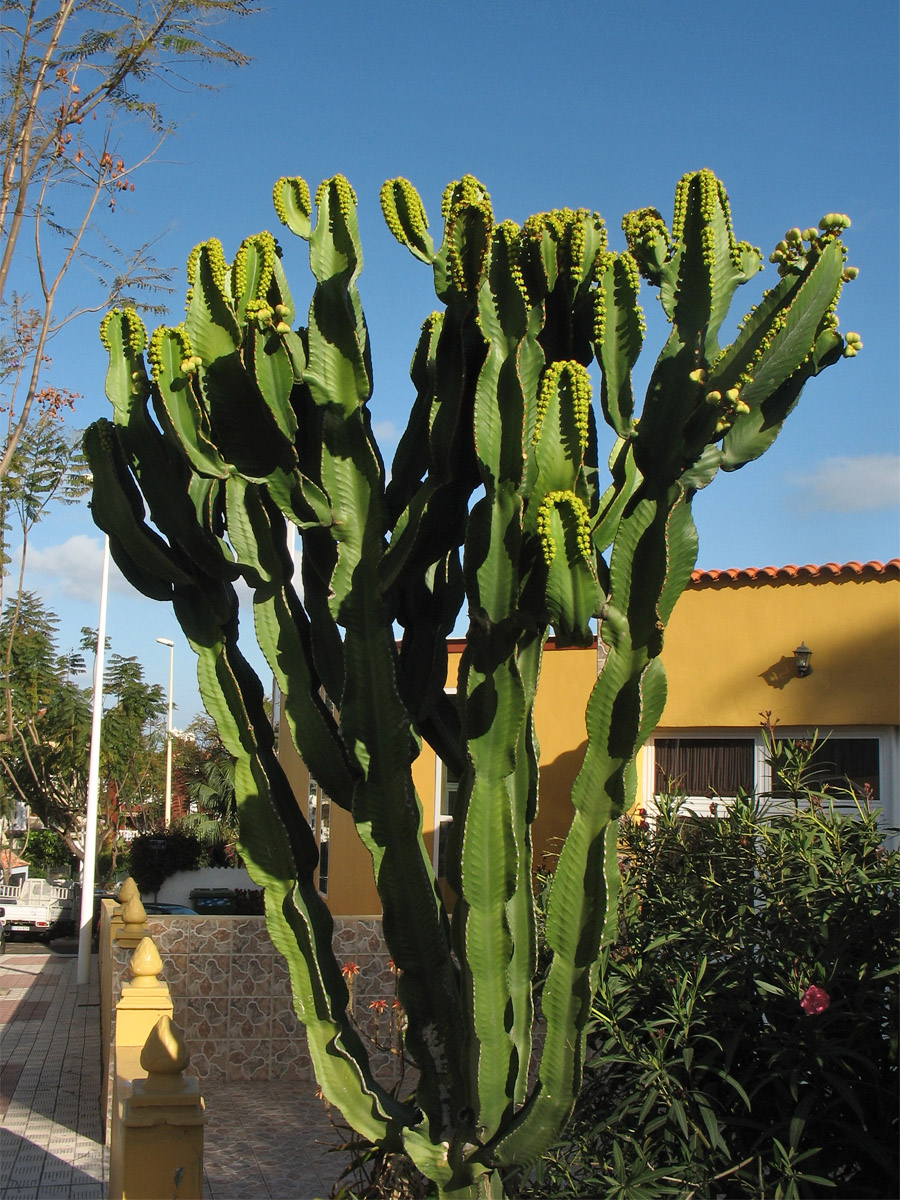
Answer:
642;725;899;829
432;688;458;877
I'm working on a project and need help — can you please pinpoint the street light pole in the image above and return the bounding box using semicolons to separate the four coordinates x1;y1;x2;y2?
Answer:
157;637;175;825
77;535;110;987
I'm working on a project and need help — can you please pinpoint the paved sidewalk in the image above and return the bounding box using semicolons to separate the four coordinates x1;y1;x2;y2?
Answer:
0;950;350;1200
0;952;106;1199
201;1082;346;1199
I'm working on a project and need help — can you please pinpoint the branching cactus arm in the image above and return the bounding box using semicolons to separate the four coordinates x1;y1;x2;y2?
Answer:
86;167;857;1198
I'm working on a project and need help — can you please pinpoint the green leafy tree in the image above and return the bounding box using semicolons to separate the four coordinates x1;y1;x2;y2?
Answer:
0;590;91;860
86;170;859;1197
0;411;91;748
0;596;166;862
0;0;259;478
176;713;238;857
100;651;167;833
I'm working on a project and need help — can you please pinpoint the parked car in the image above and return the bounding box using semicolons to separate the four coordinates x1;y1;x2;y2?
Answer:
0;874;76;942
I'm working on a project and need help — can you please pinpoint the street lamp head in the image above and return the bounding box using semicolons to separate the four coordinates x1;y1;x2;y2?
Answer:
157;637;174;647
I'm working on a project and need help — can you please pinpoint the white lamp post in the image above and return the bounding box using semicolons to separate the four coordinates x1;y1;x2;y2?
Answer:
157;637;175;825
77;535;110;987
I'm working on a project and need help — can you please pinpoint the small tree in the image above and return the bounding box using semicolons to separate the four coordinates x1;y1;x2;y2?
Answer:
0;0;259;477
176;713;239;857
86;171;859;1197
0;597;167;862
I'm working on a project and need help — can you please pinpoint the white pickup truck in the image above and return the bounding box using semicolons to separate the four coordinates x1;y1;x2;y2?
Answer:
0;874;77;942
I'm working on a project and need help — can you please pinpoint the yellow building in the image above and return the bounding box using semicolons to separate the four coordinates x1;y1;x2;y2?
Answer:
279;560;900;916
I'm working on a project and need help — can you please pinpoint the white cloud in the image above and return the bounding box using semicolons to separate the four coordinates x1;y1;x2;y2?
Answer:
372;419;401;450
22;534;131;600
789;455;900;514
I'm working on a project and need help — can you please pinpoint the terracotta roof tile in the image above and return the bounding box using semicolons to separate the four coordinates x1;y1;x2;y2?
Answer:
688;559;900;588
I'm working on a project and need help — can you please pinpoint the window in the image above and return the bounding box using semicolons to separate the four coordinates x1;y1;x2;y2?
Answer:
433;761;460;878
308;776;330;896
643;727;894;824
770;736;881;803
654;738;755;800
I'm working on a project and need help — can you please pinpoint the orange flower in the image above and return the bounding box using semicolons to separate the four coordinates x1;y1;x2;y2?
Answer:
368;998;388;1013
341;961;360;978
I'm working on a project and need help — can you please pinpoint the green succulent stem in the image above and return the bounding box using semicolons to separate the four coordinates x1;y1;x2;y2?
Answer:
85;168;855;1194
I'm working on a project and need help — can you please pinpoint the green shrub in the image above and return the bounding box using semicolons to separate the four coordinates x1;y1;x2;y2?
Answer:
129;828;202;896
527;787;899;1199
21;829;75;876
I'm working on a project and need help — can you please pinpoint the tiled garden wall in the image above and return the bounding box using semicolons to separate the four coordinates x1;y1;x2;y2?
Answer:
110;914;404;1085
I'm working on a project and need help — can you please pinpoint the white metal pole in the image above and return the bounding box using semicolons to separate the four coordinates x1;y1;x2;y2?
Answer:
157;638;175;825
77;535;110;986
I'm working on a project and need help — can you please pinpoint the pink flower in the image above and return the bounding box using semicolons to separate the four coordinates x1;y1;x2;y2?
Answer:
800;984;830;1015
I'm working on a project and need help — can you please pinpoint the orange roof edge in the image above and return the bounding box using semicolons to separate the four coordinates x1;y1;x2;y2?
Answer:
688;559;900;587
441;560;899;651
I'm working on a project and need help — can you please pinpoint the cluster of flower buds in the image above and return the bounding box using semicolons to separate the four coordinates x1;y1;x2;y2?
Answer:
769;216;858;283
273;175;311;228
316;174;357;220
536;490;592;566
692;371;751;435
447;199;493;298
843;331;863;358
441;174;491;220
380;177;430;257
245;298;275;329
100;307;147;357
533;360;592;450
273;303;292;335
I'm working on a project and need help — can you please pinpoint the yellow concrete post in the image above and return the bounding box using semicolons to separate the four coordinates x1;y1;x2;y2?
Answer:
103;878;148;1132
109;936;177;1194
115;1016;206;1200
116;888;149;950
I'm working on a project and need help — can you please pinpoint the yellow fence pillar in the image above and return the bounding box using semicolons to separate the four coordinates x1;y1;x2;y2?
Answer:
116;1016;206;1199
109;935;177;1197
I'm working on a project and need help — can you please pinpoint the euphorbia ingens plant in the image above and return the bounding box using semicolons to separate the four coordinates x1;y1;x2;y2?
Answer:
85;169;858;1197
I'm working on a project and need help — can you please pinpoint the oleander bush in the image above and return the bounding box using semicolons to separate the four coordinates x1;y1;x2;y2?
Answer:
526;756;899;1199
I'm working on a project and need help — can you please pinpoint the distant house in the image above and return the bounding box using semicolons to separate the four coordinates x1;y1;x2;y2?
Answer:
278;560;900;916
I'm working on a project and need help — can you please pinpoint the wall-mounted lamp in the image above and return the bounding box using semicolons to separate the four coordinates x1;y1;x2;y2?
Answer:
793;642;813;677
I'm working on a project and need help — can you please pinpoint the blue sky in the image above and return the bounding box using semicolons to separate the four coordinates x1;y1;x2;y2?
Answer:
9;0;899;724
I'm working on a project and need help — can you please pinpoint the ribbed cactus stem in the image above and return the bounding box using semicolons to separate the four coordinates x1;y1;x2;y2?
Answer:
85;168;856;1197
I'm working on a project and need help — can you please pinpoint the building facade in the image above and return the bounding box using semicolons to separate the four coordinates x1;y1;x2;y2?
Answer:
278;560;900;915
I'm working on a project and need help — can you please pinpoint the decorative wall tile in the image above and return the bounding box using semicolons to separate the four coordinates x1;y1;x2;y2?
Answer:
228;995;271;1042
270;999;302;1039
189;920;233;957
226;1039;269;1082
229;953;269;998
231;919;272;955
269;1039;313;1081
112;913;402;1083
186;953;230;998
183;998;229;1042
159;953;187;997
